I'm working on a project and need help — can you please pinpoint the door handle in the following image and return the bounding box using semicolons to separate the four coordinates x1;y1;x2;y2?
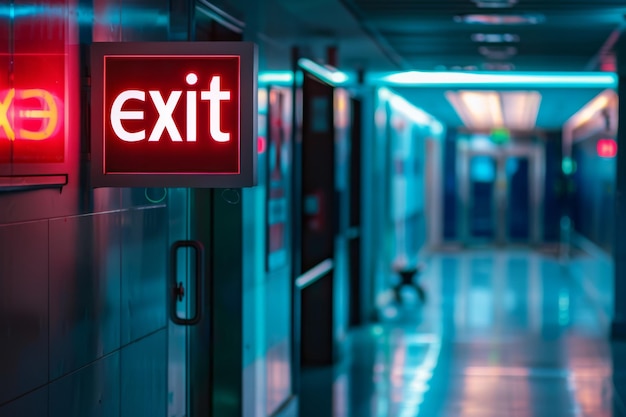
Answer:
170;240;205;326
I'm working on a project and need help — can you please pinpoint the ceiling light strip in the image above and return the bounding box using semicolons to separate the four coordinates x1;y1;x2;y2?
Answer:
372;71;617;88
298;58;349;85
379;87;444;133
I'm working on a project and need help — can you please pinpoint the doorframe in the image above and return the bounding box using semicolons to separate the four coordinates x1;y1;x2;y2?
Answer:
457;140;544;246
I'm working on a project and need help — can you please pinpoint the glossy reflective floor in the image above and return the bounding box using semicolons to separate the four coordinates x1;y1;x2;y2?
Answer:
301;249;626;417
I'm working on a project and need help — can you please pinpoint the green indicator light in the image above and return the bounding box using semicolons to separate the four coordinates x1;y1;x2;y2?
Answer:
490;127;510;144
562;157;577;175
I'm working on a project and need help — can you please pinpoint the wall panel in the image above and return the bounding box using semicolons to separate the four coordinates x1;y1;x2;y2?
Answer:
0;386;48;417
49;353;120;417
49;212;122;379
120;330;167;417
0;221;49;405
121;206;167;345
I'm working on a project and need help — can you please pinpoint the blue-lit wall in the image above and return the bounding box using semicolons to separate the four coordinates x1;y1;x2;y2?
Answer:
572;134;616;252
543;132;563;242
443;129;459;241
364;89;443;314
566;117;616;322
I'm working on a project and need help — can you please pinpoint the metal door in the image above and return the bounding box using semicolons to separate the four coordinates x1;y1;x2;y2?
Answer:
167;188;213;417
458;141;543;245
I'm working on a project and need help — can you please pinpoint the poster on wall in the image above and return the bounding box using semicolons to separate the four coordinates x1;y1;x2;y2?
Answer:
90;42;257;188
266;88;290;271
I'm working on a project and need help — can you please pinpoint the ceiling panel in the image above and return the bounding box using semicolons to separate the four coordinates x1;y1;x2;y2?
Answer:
345;0;626;71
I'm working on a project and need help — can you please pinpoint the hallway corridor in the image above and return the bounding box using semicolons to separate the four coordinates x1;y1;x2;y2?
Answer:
301;249;622;417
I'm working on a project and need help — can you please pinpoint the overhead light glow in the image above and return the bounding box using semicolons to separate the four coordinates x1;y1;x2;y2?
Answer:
374;71;617;88
565;90;614;129
258;71;294;85
298;58;349;85
378;87;444;133
446;90;541;131
500;91;541;130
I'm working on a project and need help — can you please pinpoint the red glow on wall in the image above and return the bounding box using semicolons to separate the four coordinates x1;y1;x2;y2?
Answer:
0;54;65;164
597;138;617;158
0;88;61;141
0;0;68;166
102;55;240;174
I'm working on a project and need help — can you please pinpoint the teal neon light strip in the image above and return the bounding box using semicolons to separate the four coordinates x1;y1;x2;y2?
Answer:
371;71;617;88
379;87;444;133
258;71;294;85
298;58;350;85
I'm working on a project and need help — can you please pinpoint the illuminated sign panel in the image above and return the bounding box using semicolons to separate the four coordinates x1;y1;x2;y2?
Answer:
597;138;617;158
0;54;66;165
91;42;257;188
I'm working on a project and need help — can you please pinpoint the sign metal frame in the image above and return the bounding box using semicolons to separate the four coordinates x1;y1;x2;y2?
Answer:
90;41;257;188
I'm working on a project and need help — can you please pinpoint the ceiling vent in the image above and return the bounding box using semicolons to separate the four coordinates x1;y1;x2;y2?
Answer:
482;62;516;71
472;0;517;8
472;33;520;43
479;46;518;59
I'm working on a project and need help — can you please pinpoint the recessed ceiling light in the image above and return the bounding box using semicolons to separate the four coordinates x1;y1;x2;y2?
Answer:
472;33;520;43
472;0;517;8
451;65;479;71
479;46;518;59
482;62;516;71
454;14;544;25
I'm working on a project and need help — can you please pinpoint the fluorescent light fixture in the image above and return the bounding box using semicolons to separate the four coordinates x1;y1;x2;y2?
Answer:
373;71;617;88
565;89;615;130
379;87;444;133
500;91;541;130
446;90;541;131
258;71;294;84
298;58;349;85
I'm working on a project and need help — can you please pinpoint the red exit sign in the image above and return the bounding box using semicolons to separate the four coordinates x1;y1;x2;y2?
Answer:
597;138;617;159
91;42;257;188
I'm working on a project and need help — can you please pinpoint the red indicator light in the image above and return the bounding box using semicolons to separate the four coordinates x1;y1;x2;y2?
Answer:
597;138;617;158
257;136;266;154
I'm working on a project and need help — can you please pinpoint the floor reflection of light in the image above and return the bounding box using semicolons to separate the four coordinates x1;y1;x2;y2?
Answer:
559;288;570;327
333;374;349;417
566;338;613;417
370;329;442;417
463;366;529;377
398;336;442;417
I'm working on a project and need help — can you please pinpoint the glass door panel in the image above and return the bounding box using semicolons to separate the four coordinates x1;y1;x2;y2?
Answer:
469;155;497;240
506;157;530;241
